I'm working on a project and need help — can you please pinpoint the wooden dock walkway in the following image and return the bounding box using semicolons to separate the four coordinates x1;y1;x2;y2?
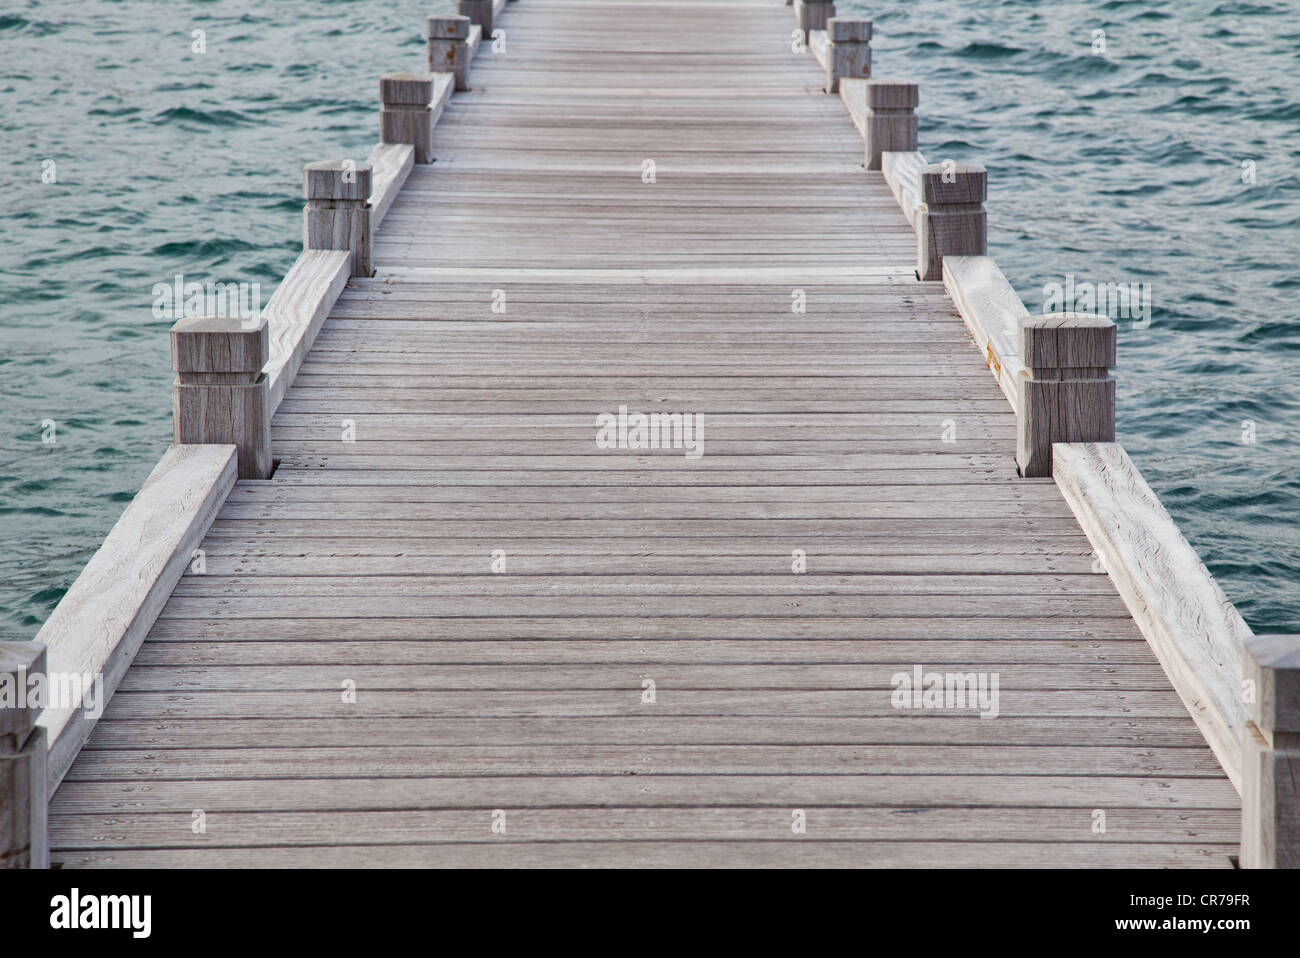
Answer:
10;0;1296;869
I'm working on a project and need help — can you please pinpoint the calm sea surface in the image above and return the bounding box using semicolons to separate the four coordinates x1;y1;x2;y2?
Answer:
2;0;1297;638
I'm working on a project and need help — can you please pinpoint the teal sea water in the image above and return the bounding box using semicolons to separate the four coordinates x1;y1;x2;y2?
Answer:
1;0;1297;637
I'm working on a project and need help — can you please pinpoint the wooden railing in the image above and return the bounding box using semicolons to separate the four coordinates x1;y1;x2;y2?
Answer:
0;0;509;869
3;0;1291;871
799;2;1295;868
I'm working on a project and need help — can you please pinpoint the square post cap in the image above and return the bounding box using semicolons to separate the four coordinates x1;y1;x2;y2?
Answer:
427;15;471;40
1018;313;1117;369
0;641;46;744
919;162;987;205
303;160;373;201
866;79;918;110
170;315;269;375
381;73;434;105
1244;634;1300;733
827;18;872;43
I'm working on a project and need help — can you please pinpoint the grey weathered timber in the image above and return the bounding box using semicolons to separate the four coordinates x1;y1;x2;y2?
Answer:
823;19;870;94
1016;314;1115;477
304;160;373;278
459;0;494;40
882;149;928;229
795;0;834;37
40;0;1245;870
428;15;472;91
1240;634;1300;868
366;144;415;228
171;315;272;479
0;643;47;869
380;73;434;164
917;161;987;280
263;251;352;413
838;77;868;136
864;80;917;170
35;444;236;798
942;256;1027;410
1053;442;1251;791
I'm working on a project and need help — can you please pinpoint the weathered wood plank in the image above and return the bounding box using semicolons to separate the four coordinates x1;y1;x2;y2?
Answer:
34;445;236;792
366;142;414;227
881;149;927;228
60;744;1226;780
839;76;868;137
43;0;1241;870
49;806;1239;849
942;255;1029;410
263;250;352;412
77;689;1198;721
1053;442;1250;792
50;774;1240;816
51;841;1234;869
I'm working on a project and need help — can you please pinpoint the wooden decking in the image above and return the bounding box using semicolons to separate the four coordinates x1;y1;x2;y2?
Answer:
47;0;1238;867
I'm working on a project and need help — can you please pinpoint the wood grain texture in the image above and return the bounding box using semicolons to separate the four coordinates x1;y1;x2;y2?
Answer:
808;29;831;73
0;642;47;868
53;842;1235;870
1240;634;1300;867
864;80;917;171
0;727;46;869
263;250;352;412
1017;314;1116;477
380;73;433;165
43;0;1242;870
942;255;1027;411
367;143;415;227
823;19;871;94
1240;723;1299;868
795;0;834;39
428;16;474;92
35;445;236;792
1053;442;1250;792
881;149;927;228
1243;634;1300;734
171;317;270;479
0;642;46;747
459;0;494;39
838;77;867;138
917;163;987;281
303;161;373;277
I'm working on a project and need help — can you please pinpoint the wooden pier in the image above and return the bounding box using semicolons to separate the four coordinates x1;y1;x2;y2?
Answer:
5;0;1297;869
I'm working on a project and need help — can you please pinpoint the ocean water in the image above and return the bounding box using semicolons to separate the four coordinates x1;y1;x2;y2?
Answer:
1;0;1296;638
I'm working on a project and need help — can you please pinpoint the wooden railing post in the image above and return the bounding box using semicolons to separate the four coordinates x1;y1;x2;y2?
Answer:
428;15;472;92
1;642;48;869
795;0;834;38
916;161;985;281
1242;634;1300;868
1015;314;1116;478
171;316;272;480
304;159;373;278
864;80;917;170
823;19;870;94
381;73;435;165
459;0;493;40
